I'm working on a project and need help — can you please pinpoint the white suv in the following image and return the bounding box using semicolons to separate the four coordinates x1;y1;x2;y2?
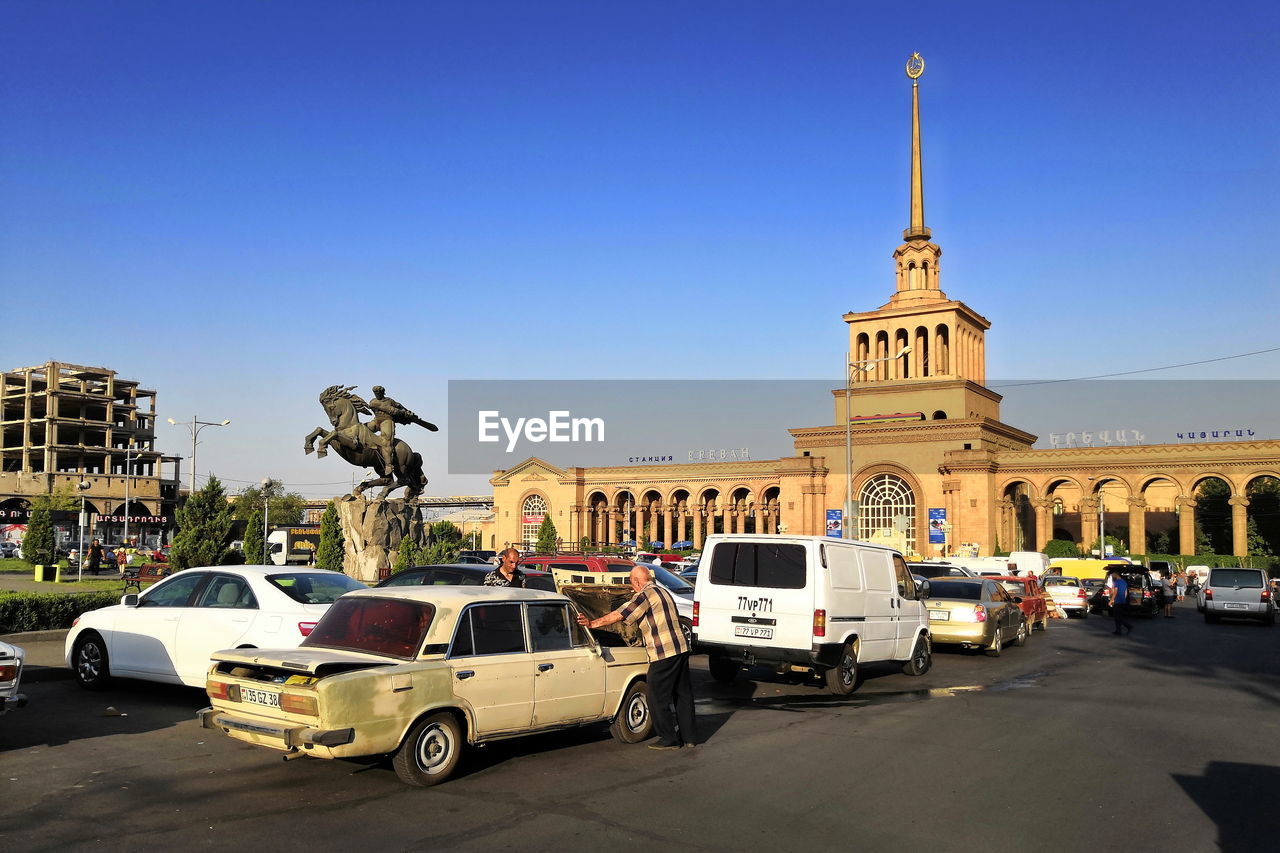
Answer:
1203;568;1275;625
693;535;932;695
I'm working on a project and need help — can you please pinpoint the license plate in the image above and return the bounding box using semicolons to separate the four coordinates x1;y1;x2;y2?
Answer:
242;687;281;708
1224;603;1249;610
929;610;950;621
734;625;773;639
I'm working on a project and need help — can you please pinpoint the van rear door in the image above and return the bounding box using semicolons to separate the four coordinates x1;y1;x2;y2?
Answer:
698;540;812;652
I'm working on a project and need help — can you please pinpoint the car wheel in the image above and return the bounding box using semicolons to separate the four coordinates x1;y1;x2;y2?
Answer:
985;629;1003;658
824;641;859;695
1080;608;1088;620
609;680;653;744
678;618;694;649
1012;620;1027;647
1038;614;1049;631
708;655;740;684
902;634;932;676
393;712;464;787
73;633;112;690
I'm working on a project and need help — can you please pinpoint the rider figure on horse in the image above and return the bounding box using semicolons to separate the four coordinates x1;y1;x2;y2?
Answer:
368;386;438;477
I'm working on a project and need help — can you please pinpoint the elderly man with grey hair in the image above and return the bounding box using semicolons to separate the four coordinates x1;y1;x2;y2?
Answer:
577;565;699;750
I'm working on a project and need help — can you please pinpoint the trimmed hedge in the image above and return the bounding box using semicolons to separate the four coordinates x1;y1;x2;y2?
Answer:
0;591;120;634
1129;554;1280;575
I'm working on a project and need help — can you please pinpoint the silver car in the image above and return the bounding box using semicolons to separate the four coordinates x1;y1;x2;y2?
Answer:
1203;568;1275;625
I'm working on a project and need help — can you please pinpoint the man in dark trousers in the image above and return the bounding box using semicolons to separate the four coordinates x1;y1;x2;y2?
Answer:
1108;567;1134;635
577;565;698;750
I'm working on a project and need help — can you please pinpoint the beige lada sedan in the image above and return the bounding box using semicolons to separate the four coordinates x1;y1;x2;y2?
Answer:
199;586;654;786
923;577;1028;657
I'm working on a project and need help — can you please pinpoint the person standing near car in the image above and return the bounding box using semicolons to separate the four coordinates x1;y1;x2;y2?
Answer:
1175;569;1187;601
1108;567;1133;635
86;539;104;575
1160;571;1177;618
483;547;526;588
577;565;698;750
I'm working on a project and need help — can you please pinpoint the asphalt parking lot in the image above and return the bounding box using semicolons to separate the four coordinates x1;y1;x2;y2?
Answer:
3;603;1277;852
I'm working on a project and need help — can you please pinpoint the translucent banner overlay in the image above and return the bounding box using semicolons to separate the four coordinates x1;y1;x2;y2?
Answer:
446;379;1280;475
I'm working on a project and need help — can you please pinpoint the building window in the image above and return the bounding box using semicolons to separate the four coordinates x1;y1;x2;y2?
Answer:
858;474;916;554
521;495;548;550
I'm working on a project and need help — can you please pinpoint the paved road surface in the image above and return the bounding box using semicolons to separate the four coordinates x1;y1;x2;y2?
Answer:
2;602;1276;852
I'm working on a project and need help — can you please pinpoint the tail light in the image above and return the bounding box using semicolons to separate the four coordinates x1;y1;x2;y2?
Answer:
280;693;318;716
206;680;233;701
1261;589;1271;601
298;621;318;637
0;664;18;681
1077;589;1088;599
813;609;827;637
1204;589;1213;600
1143;590;1152;599
72;617;80;628
692;601;699;627
974;605;987;623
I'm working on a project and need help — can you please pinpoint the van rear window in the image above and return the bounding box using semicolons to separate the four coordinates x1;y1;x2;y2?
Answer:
709;542;806;589
1209;569;1264;589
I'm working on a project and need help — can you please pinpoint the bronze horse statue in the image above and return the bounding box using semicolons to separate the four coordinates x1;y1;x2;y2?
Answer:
304;385;427;500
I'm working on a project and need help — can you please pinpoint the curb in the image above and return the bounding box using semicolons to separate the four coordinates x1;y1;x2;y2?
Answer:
1;629;70;643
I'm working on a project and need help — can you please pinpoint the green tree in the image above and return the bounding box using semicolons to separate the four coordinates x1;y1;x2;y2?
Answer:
1194;478;1232;554
243;509;266;565
315;501;345;570
170;475;236;569
393;536;422;574
421;520;464;565
1247;516;1272;557
536;516;558;553
1087;535;1128;557
580;536;591;551
34;486;79;512
232;481;305;526
1044;539;1080;559
23;504;56;566
1148;530;1171;554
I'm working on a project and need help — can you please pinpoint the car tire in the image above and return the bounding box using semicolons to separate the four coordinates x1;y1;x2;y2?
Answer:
609;680;654;744
678;618;694;649
824;641;859;695
902;634;932;676
73;632;112;690
985;629;1003;657
1038;614;1049;631
708;655;740;684
1012;620;1028;647
1080;608;1088;620
392;712;464;787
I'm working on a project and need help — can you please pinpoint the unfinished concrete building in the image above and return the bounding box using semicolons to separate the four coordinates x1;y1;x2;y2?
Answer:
0;361;181;546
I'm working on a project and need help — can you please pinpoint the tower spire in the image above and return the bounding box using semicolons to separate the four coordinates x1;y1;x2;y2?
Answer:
904;52;930;241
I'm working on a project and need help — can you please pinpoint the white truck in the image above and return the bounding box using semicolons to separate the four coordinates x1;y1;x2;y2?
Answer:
266;525;322;566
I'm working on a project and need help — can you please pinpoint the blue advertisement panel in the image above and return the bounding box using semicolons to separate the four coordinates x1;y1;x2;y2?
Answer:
928;508;947;544
826;509;843;538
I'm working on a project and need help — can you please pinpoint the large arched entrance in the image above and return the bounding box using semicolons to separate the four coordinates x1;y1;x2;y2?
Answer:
520;494;548;551
858;473;916;554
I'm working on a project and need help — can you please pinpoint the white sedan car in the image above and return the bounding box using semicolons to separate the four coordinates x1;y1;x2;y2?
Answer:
65;565;367;689
1;639;25;714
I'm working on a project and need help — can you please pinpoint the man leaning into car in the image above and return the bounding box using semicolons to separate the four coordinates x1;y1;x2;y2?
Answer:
577;565;699;750
483;548;526;588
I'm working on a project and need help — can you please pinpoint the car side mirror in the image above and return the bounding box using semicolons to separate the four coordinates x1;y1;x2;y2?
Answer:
918;580;930;599
121;593;139;607
1010;596;1023;604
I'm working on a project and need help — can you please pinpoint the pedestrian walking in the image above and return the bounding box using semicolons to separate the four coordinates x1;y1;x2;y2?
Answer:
1160;571;1176;618
1108;567;1133;635
483;547;526;588
1175;570;1187;601
86;539;104;575
577;565;699;750
115;547;128;572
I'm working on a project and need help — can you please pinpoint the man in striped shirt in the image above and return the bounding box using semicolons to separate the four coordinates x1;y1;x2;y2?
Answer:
578;565;698;750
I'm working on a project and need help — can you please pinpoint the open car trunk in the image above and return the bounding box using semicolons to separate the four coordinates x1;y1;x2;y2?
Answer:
209;648;398;684
561;584;644;648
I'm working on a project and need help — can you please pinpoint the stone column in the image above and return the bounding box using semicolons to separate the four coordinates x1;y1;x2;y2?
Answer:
606;508;617;545
1127;497;1147;556
664;506;675;546
1031;498;1052;552
647;504;657;546
996;498;1014;551
716;501;725;536
677;507;687;544
1176;496;1197;556
692;506;704;549
1079;495;1100;553
1229;495;1250;557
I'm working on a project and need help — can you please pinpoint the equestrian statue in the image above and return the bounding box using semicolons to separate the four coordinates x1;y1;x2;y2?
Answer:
304;385;438;500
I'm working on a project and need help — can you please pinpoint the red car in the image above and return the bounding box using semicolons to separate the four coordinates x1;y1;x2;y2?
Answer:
991;575;1050;632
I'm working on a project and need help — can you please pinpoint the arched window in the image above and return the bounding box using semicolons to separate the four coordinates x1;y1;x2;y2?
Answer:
932;410;947;420
521;495;548;550
858;474;916;553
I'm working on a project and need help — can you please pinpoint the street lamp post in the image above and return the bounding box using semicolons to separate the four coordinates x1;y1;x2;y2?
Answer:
123;440;135;548
260;478;275;566
76;480;90;582
844;346;912;539
1088;475;1107;557
167;415;232;494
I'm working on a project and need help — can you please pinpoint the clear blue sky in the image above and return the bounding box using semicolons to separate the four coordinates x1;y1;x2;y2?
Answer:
3;1;1277;497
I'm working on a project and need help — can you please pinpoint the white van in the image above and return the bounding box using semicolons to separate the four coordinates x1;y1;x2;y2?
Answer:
693;535;932;695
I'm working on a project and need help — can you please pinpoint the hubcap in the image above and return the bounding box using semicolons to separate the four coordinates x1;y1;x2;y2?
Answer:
841;655;855;686
416;724;452;774
627;693;649;731
915;641;928;667
78;644;102;680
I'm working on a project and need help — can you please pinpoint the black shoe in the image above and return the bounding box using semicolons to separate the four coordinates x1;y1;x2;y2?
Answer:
648;742;682;751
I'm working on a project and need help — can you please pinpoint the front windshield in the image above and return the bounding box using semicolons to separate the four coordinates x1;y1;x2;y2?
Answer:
1000;581;1026;594
651;566;694;593
302;597;435;659
267;572;367;604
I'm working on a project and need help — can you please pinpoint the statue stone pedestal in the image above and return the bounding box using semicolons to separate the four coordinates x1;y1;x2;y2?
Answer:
335;495;425;583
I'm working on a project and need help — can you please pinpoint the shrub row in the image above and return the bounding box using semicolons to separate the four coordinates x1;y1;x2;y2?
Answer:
1130;554;1280;574
0;591;119;634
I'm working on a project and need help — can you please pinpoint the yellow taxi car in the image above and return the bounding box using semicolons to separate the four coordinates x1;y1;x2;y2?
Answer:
198;586;653;786
922;577;1027;656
